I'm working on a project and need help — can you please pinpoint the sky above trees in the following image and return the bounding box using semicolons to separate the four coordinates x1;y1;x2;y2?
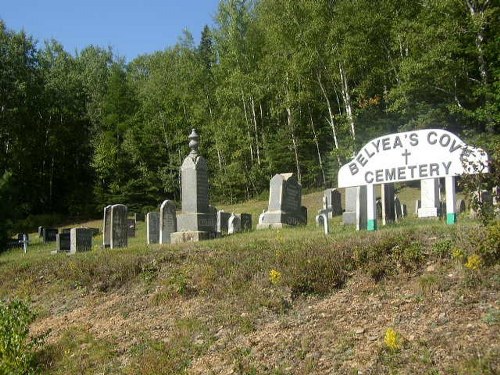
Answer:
0;0;220;61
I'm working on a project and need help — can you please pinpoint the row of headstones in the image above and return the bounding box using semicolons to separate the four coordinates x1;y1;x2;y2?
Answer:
145;200;253;245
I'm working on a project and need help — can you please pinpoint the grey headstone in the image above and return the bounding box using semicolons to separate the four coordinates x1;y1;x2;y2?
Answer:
38;226;44;238
43;228;58;243
56;232;71;252
257;173;306;229
127;218;136;237
228;213;241;235
455;199;466;213
110;204;128;249
394;197;403;221
103;205;112;248
146;212;160;244
315;213;329;235
381;183;395;225
376;199;383;220
216;210;231;234
356;186;367;230
70;228;92;253
342;187;358;225
240;213;252;231
415;200;421;216
160;200;177;244
323;188;342;218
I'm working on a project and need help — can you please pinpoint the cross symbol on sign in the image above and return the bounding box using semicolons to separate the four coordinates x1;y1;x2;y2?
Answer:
402;149;411;165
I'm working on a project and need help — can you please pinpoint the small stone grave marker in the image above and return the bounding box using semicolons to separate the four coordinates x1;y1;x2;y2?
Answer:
146;212;160;244
70;228;93;253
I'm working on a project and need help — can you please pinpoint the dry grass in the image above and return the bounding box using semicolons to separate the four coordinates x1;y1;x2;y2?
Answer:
0;189;498;374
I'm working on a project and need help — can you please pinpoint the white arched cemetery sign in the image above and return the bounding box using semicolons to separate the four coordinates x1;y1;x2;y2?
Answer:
338;129;489;230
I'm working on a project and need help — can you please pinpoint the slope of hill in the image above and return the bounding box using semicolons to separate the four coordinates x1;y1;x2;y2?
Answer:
0;190;498;374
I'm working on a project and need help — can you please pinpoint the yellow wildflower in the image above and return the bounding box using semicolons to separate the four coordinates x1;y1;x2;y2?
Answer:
465;254;482;271
384;328;401;351
269;269;282;285
451;248;465;261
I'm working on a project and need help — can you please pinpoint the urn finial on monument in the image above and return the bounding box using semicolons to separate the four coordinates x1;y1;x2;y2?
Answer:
188;128;199;158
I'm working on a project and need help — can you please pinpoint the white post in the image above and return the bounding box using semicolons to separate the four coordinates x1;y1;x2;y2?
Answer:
445;176;457;224
366;184;377;231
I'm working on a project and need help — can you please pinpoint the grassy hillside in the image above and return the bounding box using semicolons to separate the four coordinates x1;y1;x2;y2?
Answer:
0;189;498;374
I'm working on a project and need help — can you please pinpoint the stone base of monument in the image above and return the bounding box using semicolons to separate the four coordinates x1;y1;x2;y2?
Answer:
342;212;356;225
170;231;212;244
256;210;306;230
417;207;439;218
176;213;216;232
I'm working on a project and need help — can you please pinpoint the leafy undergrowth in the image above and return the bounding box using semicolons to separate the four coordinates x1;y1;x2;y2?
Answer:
0;219;499;374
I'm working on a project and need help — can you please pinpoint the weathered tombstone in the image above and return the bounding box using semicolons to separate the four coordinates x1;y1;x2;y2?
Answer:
43;228;58;243
418;178;440;218
146;212;160;244
38;226;44;238
110;204;128;249
394;197;403;221
415;200;421;216
240;213;252;231
159;200;177;244
455;199;466;213
342;187;358;225
381;183;395;225
70;228;93;253
56;232;71;252
228;213;241;235
258;211;265;225
315;213;329;235
127;218;136;238
322;188;342;218
376;199;383;220
257;173;307;229
102;205;112;248
17;233;29;242
356;186;368;230
216;210;231;235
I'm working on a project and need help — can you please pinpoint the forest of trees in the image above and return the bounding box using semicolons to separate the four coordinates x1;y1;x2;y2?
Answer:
0;0;498;240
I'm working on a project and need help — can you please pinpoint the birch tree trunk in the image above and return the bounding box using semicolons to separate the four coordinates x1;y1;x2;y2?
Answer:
317;72;340;152
250;96;261;165
287;106;301;183
339;63;355;141
309;112;326;186
465;0;489;85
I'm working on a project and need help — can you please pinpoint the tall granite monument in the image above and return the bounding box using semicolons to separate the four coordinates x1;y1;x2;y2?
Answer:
171;129;216;243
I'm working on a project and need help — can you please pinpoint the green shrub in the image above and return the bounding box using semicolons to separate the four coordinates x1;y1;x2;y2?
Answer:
0;299;45;374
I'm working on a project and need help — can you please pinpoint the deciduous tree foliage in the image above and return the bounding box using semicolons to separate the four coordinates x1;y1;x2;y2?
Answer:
0;0;498;234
